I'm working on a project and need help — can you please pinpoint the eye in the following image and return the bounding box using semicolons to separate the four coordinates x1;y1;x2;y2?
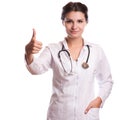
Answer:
78;20;83;23
65;20;73;23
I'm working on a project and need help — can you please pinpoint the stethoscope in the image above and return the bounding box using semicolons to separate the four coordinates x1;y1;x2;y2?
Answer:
58;44;90;74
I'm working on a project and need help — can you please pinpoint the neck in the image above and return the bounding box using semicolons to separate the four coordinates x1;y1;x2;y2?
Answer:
66;37;84;47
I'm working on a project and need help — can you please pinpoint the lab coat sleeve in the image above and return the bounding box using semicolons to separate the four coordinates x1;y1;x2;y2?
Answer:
25;46;53;75
96;47;113;107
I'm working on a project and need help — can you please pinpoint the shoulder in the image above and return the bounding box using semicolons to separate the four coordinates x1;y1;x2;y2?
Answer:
47;41;62;49
85;41;106;59
85;41;104;51
44;40;63;53
47;41;62;48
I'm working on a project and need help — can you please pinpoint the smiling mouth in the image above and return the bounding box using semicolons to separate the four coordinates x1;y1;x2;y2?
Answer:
71;31;79;34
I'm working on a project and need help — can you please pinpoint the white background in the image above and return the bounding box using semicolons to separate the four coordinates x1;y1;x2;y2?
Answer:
0;0;119;120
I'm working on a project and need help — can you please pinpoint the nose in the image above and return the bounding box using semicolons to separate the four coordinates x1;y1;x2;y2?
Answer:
72;22;77;29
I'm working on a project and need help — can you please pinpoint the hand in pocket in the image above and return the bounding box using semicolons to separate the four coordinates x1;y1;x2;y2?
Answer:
84;97;102;114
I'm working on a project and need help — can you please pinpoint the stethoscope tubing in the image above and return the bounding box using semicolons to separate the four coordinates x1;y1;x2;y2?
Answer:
58;43;90;73
58;45;72;73
85;45;90;63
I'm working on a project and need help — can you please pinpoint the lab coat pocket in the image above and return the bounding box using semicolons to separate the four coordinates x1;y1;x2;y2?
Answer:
86;108;99;120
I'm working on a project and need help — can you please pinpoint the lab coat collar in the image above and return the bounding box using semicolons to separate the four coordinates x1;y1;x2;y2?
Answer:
84;41;92;47
62;38;69;50
62;38;92;50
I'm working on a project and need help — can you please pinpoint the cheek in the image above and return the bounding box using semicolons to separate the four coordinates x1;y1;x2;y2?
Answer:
79;25;86;32
82;23;87;29
65;24;71;29
80;24;86;28
64;25;71;32
65;29;71;35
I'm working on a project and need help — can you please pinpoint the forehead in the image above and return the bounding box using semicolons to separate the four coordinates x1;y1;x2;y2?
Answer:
65;11;85;20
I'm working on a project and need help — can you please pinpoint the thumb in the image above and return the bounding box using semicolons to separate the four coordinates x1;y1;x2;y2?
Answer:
31;28;36;41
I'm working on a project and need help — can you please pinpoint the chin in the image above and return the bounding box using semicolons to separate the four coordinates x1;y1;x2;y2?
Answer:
70;35;81;39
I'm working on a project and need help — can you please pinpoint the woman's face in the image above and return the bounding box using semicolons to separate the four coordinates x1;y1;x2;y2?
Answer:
63;11;87;39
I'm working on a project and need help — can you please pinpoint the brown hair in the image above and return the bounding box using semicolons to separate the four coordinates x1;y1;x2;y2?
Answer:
61;2;88;22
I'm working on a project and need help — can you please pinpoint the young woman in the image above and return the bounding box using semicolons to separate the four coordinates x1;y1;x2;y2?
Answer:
25;2;113;120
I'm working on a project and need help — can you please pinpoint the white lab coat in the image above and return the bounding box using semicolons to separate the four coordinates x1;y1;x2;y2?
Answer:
26;39;113;120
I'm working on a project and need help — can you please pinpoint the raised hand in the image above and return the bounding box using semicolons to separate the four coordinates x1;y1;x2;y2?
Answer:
25;29;43;64
25;28;42;55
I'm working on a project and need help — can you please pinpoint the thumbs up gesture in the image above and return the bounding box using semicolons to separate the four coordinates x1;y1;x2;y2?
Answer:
25;28;43;55
25;29;43;64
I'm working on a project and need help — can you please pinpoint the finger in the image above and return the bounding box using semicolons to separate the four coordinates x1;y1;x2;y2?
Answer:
84;105;92;114
31;50;39;54
36;41;43;46
32;41;43;49
32;45;42;51
32;48;42;54
31;28;36;41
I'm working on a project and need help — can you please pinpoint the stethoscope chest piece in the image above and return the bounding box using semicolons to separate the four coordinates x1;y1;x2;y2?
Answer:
82;62;89;69
81;45;90;69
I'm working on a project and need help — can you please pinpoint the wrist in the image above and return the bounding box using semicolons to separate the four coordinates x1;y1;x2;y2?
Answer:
25;53;33;65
